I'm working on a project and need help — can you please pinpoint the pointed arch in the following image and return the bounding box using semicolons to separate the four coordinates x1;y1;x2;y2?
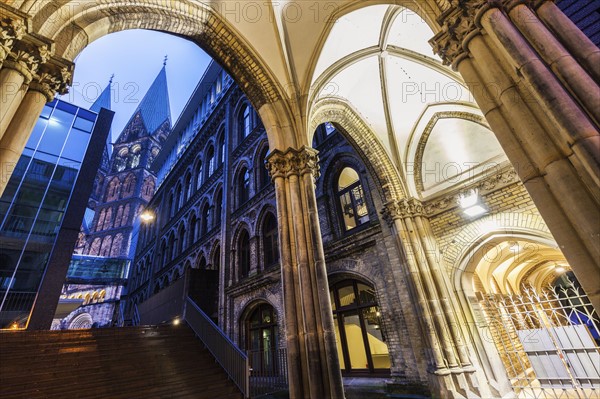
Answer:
309;98;406;203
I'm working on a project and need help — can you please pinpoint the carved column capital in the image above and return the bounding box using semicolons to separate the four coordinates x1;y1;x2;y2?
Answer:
266;146;320;180
0;17;27;61
4;40;51;83
30;61;73;101
382;198;425;225
430;0;503;69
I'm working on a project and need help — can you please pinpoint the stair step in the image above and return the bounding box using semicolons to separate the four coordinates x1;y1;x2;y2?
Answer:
0;324;243;399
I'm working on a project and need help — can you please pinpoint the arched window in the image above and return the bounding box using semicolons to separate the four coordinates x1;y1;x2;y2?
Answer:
194;159;203;190
239;105;251;142
214;189;223;228
217;131;225;164
197;256;207;270
106;177;120;201
329;280;390;374
122;173;136;198
142;177;155;200
189;214;198;244
175;183;183;211
111;234;123;257
238;230;250;279
100;235;113;257
103;207;113;230
206;146;215;179
168;233;175;261
245;304;278;373
115;205;124;228
121;204;130;227
178;224;186;254
97;208;106;231
337;167;370;231
184;172;193;201
201;203;210;236
237;167;250;207
160;240;168;266
89;238;101;255
212;245;221;271
258;147;270;190
262;213;279;269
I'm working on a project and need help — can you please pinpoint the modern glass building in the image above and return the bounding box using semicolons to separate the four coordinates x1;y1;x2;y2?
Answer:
0;99;113;330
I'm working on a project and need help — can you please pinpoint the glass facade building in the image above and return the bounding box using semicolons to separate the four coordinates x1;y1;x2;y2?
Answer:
0;99;113;329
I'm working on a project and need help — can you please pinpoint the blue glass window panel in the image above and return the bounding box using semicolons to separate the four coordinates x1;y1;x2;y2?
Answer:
61;129;91;162
55;101;78;115
25;119;49;150
76;109;97;122
73;116;94;133
38;109;73;155
40;104;53;119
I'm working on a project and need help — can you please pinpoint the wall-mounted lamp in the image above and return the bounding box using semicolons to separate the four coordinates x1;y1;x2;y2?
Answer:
140;210;155;223
458;189;487;217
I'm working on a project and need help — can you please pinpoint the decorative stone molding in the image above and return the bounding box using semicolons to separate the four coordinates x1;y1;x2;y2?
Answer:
4;40;51;83
430;0;503;68
423;167;518;216
309;97;406;203
265;146;320;180
382;198;425;225
0;17;26;61
30;61;72;101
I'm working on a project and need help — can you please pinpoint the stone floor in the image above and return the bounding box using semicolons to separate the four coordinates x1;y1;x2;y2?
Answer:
255;377;431;398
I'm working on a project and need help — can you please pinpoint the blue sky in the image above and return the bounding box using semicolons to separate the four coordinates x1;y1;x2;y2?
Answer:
59;29;212;142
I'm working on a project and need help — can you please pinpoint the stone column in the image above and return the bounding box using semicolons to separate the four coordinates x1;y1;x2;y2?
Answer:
266;147;345;399
431;0;600;311
0;40;50;140
0;61;71;197
534;0;600;82
383;199;485;399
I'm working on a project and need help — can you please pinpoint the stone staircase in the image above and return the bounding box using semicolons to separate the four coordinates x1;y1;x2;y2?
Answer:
0;324;244;399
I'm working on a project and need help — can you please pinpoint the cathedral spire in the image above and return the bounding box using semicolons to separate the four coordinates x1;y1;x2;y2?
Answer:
120;62;172;138
90;75;113;112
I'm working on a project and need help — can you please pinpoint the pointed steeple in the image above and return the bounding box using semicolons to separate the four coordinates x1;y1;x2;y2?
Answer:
90;74;113;113
123;63;171;137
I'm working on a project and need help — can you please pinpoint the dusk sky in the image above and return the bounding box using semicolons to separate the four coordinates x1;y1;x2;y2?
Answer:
58;29;212;142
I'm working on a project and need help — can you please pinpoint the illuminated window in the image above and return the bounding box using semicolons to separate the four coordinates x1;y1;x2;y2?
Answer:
330;280;390;374
337;167;369;231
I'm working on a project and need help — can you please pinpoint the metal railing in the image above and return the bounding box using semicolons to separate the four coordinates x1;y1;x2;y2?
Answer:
183;297;249;398
248;348;289;398
132;303;141;326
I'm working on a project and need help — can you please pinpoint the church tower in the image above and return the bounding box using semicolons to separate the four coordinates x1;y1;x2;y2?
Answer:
85;63;171;260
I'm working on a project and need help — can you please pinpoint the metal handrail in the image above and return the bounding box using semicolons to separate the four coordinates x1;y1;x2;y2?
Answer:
132;303;141;326
183;297;249;398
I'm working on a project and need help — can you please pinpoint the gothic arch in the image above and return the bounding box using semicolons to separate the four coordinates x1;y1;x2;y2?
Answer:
309;98;406;203
23;0;286;112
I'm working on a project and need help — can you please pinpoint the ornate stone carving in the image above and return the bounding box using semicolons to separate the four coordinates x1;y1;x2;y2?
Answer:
266;146;320;180
423;168;519;216
382;198;425;224
430;0;503;68
30;63;72;100
0;17;26;60
4;41;51;83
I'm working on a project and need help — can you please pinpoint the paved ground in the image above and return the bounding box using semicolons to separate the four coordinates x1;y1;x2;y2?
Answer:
255;377;431;398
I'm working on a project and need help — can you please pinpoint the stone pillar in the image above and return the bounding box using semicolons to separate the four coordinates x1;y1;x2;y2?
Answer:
266;147;345;399
0;60;71;197
0;40;49;140
431;0;600;311
383;199;486;399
